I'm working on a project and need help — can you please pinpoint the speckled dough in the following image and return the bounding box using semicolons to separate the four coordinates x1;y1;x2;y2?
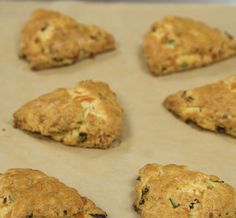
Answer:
0;168;107;218
134;164;236;218
19;9;115;70
13;81;123;149
164;75;236;138
143;16;236;76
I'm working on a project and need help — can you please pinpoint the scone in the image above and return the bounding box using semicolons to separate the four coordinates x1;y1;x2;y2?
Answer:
163;75;236;138
0;168;107;218
13;81;123;149
143;16;236;76
134;163;236;218
19;9;115;70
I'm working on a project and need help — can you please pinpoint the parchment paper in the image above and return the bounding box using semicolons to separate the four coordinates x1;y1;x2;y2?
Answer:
0;2;236;217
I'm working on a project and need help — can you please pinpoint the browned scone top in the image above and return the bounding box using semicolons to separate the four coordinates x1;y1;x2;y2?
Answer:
19;9;115;70
163;75;236;138
143;16;236;76
0;168;107;218
13;81;123;149
134;164;236;218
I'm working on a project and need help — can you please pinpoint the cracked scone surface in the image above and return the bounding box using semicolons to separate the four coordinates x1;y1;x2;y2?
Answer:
19;9;115;70
134;164;236;218
13;81;123;148
163;76;236;138
0;168;107;218
143;16;236;76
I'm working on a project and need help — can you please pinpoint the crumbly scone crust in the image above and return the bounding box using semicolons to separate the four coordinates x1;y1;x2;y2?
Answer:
143;16;236;76
19;9;115;70
13;80;123;149
0;168;107;218
134;164;236;218
163;76;236;138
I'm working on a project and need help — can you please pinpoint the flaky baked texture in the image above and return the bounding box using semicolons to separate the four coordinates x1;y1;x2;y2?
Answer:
134;164;236;218
0;168;107;218
19;9;115;70
143;16;236;76
13;81;123;149
163;75;236;138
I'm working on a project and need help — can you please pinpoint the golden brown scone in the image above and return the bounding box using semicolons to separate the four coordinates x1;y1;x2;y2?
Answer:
143;16;236;76
19;9;115;70
13;81;123;149
134;164;236;218
0;168;107;218
163;75;236;138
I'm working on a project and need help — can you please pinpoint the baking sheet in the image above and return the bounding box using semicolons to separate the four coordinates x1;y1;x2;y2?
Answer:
0;1;236;217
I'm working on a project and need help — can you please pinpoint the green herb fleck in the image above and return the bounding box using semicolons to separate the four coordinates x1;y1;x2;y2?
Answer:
98;92;106;99
181;90;187;97
139;186;149;205
207;185;214;190
142;186;149;195
212;179;224;183
136;176;141;181
169;198;180;209
186;96;194;102
167;39;175;44
89;213;107;218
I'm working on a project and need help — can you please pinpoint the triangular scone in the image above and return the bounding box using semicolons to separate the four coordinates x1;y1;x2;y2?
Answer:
0;168;107;218
143;16;236;76
19;9;115;70
163;76;236;137
13;81;123;149
134;164;236;218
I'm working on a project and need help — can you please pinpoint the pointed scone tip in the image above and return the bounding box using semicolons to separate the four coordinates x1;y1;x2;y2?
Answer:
13;80;123;149
143;16;236;76
134;163;236;218
0;168;107;218
163;75;236;138
19;9;115;70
